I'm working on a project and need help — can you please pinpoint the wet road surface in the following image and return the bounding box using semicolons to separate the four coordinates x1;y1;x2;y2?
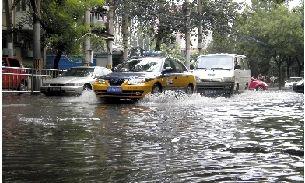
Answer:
2;90;304;182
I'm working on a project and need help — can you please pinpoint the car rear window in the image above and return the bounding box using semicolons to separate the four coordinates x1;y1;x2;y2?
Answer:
8;58;21;67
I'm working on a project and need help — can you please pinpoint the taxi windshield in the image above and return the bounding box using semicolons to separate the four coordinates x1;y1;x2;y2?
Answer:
64;68;94;77
197;55;233;70
116;58;163;72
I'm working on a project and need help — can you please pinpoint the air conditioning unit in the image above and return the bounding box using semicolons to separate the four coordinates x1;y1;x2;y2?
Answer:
27;50;33;57
2;48;15;56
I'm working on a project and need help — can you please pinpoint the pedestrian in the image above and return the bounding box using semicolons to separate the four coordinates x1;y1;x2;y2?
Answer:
258;74;263;81
270;76;276;87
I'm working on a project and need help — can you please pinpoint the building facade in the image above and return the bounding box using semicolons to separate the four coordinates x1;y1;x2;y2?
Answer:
2;0;34;67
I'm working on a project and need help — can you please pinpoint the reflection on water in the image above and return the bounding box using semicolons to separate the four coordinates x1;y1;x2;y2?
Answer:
3;90;304;182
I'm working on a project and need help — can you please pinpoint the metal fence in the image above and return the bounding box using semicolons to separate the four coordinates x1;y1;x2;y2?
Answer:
2;67;65;93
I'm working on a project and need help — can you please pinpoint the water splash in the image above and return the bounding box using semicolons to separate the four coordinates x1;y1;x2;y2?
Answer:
64;90;99;104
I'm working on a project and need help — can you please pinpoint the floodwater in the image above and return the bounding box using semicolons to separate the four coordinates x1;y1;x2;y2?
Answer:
2;90;304;182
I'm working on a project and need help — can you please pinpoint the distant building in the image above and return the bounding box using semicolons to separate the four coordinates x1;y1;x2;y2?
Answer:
2;0;34;66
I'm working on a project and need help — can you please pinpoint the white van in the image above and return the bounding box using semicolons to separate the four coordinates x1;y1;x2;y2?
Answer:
193;53;251;96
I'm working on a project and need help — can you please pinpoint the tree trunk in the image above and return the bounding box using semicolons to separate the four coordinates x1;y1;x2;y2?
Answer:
278;63;282;90
122;3;129;61
185;0;191;69
4;0;14;56
155;27;163;51
53;50;62;70
197;0;203;55
274;53;283;90
106;0;114;69
295;56;303;77
286;56;292;78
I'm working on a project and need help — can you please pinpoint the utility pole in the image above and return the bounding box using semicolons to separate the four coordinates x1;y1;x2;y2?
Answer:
4;0;14;57
197;0;203;55
84;9;91;66
106;0;114;69
185;0;191;70
33;0;42;70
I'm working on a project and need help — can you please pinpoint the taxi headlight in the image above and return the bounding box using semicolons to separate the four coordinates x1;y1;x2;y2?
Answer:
96;79;106;84
128;78;146;85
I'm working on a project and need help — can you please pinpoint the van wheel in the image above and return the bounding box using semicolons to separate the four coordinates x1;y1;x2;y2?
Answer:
83;83;92;90
152;83;162;94
235;83;239;92
185;84;194;94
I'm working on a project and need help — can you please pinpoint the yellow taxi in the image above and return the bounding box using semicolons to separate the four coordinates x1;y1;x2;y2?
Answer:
92;57;196;99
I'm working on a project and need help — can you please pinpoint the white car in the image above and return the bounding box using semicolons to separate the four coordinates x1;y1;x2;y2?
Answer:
284;77;303;89
40;66;112;95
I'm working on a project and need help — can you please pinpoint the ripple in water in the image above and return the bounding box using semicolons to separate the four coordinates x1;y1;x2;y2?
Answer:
2;90;304;182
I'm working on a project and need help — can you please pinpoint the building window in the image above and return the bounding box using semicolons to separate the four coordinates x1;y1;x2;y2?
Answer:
16;0;27;12
21;0;26;11
3;0;6;11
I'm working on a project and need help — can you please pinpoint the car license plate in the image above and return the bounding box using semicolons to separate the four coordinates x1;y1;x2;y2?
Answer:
204;90;217;95
107;86;122;94
50;87;61;92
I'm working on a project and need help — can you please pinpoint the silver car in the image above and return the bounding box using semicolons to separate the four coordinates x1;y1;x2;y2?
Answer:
284;77;303;89
40;66;112;95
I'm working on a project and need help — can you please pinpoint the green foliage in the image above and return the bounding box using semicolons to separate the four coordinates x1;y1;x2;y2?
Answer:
114;0;239;51
160;43;185;62
41;0;105;55
207;0;303;78
237;2;303;74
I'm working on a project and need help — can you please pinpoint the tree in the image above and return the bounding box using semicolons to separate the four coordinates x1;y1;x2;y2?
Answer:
197;0;239;53
234;1;303;88
42;0;106;69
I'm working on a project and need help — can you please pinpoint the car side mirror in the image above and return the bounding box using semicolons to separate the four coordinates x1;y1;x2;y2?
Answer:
234;65;241;70
190;64;195;70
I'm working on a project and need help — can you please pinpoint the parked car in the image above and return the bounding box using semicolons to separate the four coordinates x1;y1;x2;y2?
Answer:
284;77;303;89
248;78;268;91
2;57;28;90
292;79;304;93
92;57;196;100
40;66;111;95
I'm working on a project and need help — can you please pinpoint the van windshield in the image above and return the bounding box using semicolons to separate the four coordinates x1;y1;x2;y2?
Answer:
197;55;233;70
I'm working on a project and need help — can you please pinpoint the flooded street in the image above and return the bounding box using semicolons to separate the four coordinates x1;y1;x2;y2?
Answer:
3;90;304;182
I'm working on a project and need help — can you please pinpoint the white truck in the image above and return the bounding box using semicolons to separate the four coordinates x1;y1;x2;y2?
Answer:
192;53;251;96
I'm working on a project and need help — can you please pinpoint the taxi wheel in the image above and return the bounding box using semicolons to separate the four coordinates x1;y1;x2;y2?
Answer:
152;83;162;94
185;84;194;94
